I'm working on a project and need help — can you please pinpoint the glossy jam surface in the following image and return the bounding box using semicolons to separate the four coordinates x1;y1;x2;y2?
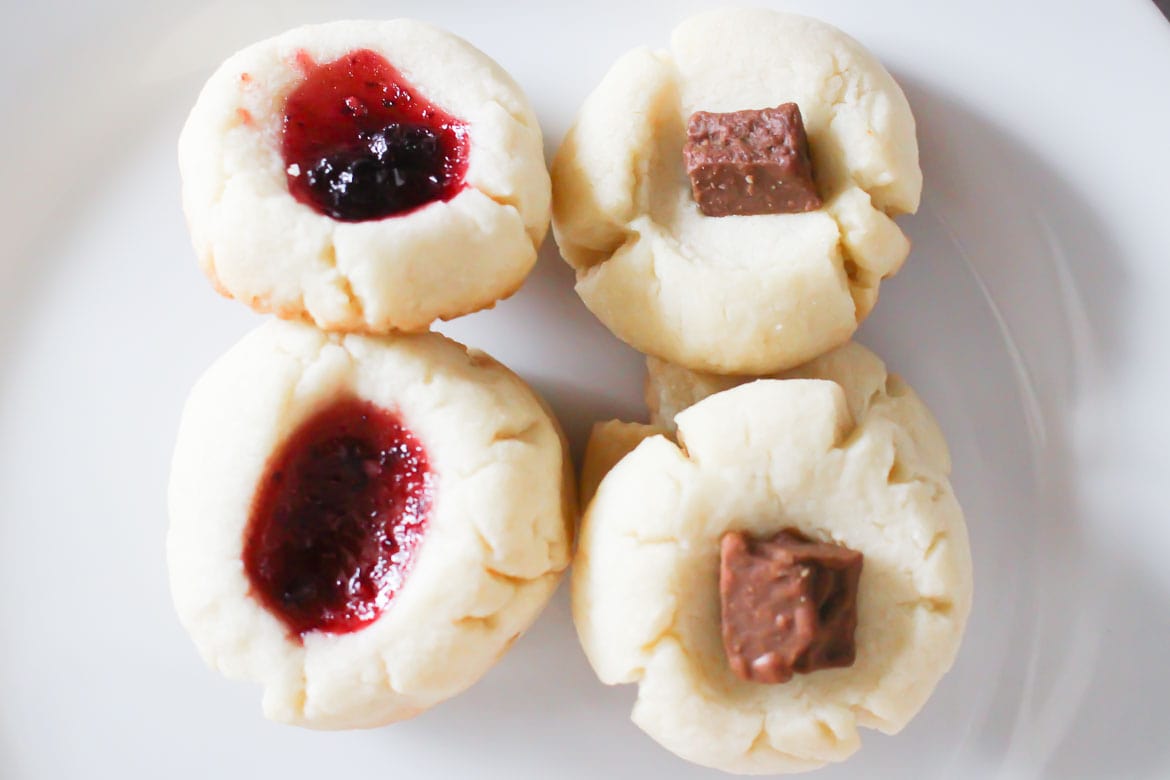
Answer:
244;397;433;637
281;49;469;221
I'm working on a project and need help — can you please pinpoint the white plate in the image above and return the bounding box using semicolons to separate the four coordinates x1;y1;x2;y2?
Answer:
2;1;1168;777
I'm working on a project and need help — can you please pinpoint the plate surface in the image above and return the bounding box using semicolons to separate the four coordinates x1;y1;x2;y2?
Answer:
1;1;1168;777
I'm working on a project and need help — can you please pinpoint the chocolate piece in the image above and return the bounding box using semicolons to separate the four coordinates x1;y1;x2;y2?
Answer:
683;104;821;217
719;529;862;684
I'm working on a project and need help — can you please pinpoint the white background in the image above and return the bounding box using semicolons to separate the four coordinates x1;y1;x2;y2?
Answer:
1;0;1168;777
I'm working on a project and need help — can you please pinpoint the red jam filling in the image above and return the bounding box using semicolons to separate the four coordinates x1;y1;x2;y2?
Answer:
281;49;469;222
243;397;432;637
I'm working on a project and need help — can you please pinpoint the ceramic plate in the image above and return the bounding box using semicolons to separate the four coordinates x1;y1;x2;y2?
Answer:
2;1;1168;777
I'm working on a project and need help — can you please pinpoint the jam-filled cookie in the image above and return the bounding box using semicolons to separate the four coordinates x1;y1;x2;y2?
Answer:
552;9;920;374
179;20;550;333
167;320;573;729
574;344;970;773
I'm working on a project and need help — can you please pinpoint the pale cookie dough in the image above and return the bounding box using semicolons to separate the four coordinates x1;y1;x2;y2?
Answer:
574;346;971;774
179;20;550;333
552;9;920;374
168;320;574;729
645;342;949;437
580;420;666;507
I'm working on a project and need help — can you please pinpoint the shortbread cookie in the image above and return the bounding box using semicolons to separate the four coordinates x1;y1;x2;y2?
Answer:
179;20;550;333
574;347;970;773
168;320;573;729
552;9;920;374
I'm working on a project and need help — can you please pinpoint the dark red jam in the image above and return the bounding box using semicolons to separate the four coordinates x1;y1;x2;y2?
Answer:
243;397;433;637
281;49;469;221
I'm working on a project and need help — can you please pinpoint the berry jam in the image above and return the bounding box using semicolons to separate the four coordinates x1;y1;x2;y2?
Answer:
281;49;469;222
243;397;433;637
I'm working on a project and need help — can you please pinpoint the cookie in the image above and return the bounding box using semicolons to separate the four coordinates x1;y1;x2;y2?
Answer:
645;342;951;440
573;344;970;773
579;420;665;507
167;320;574;729
551;9;920;374
179;20;550;333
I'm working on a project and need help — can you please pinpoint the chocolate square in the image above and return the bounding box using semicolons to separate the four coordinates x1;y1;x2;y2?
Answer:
683;103;822;217
719;529;862;684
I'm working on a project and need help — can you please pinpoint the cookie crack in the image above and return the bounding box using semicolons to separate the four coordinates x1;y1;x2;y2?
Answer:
471;525;560;584
317;242;366;324
637;611;680;657
885;448;948;502
455;612;502;631
896;596;954;615
380;655;404;697
484;97;531;135
814;718;841;746
293;667;308;718
574;225;645;285
884;373;909;398
485;566;530;587
746;731;819;767
849;702;886;729
821;51;907;221
450;567;561;636
620;531;681;547
924;530;947;560
823;53;874;193
747;725;772;755
268;331;339;422
477;188;541;249
833;415;868;452
821;202;894;325
488;418;542;446
886;453;917;485
825;52;851;113
570;56;679;274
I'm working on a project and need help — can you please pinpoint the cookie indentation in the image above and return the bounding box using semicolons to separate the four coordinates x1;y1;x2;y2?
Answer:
684;104;821;217
244;396;433;637
720;529;862;684
282;49;469;222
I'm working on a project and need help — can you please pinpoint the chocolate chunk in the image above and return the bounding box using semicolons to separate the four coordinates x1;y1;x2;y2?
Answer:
683;104;821;217
719;529;862;684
